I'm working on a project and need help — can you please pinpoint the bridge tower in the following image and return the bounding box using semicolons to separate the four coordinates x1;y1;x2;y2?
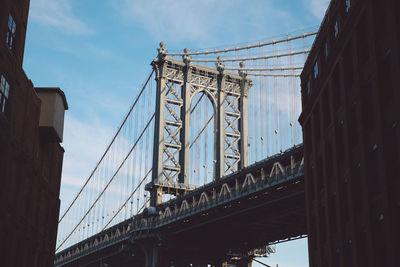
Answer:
146;42;253;206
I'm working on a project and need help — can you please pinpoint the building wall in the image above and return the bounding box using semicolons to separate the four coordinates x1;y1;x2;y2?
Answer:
299;0;399;266
0;0;66;266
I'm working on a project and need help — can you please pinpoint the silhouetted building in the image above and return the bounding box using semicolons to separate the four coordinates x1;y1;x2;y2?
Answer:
299;0;399;266
0;0;68;266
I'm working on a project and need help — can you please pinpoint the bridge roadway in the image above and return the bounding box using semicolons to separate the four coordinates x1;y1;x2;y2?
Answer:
55;144;306;267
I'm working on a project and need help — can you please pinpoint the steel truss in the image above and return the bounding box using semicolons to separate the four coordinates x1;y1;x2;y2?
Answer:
146;43;253;205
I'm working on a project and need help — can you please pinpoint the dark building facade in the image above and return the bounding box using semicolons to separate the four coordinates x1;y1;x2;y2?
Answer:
0;0;68;266
299;0;399;266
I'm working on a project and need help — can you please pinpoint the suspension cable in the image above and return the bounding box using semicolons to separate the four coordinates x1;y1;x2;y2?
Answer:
248;73;300;77
253;259;271;267
224;67;303;71
58;28;314;249
56;113;155;252
191;93;204;113
190;114;214;149
190;50;309;63
58;70;154;224
138;198;150;214
166;31;317;56
102;168;152;230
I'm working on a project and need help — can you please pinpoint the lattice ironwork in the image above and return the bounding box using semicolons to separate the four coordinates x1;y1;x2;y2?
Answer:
223;83;241;174
162;79;183;184
147;43;252;206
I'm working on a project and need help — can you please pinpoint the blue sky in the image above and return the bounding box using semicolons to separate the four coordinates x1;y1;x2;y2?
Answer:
23;0;329;266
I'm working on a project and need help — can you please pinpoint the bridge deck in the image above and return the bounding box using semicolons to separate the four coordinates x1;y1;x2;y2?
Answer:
55;145;305;266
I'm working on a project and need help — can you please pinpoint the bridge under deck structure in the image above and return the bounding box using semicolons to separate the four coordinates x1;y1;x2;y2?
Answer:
55;145;305;267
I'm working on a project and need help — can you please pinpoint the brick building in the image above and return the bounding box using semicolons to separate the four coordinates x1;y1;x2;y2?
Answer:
0;0;68;266
299;0;399;266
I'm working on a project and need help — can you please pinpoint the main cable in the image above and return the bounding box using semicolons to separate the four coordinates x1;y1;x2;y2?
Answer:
190;50;309;63
166;31;317;56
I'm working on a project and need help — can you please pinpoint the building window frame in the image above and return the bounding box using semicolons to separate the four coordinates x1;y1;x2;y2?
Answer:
325;42;329;60
334;20;339;39
6;13;17;52
0;74;10;114
345;0;351;13
313;58;319;80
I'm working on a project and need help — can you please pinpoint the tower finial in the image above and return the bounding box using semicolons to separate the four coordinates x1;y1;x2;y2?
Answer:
182;48;191;65
157;41;168;60
215;56;225;73
239;61;247;78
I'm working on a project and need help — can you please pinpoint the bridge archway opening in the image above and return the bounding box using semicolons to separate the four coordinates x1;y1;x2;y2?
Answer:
189;91;216;186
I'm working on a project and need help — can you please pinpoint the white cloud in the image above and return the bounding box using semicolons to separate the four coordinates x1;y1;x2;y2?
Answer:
309;0;330;19
57;110;151;246
60;113;147;186
59;108;152;213
113;0;290;45
114;0;217;42
61;113;114;189
30;0;92;34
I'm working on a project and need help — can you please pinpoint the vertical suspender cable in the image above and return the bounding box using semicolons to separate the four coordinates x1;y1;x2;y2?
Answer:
259;44;264;160
254;45;259;162
96;152;101;233
125;112;132;220
259;71;262;160
132;107;137;216
190;102;194;186
118;125;124;224
266;76;269;157
138;91;144;212
144;78;152;208
196;95;200;184
134;100;140;211
287;39;292;148
101;151;106;229
201;96;205;184
204;96;208;184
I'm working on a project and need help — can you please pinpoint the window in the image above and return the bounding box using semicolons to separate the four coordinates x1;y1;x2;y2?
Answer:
345;0;351;13
6;14;16;52
334;20;339;39
307;80;311;95
0;75;10;114
313;58;319;79
324;42;329;59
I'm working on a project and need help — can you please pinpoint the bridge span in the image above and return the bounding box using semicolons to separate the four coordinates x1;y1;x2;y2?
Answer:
55;144;305;267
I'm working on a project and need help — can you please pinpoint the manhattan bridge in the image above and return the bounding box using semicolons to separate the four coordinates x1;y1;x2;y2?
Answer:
54;29;317;267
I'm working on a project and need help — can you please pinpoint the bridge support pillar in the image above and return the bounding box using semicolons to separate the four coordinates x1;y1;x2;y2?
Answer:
213;260;252;267
238;260;252;267
212;260;223;267
143;243;163;267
